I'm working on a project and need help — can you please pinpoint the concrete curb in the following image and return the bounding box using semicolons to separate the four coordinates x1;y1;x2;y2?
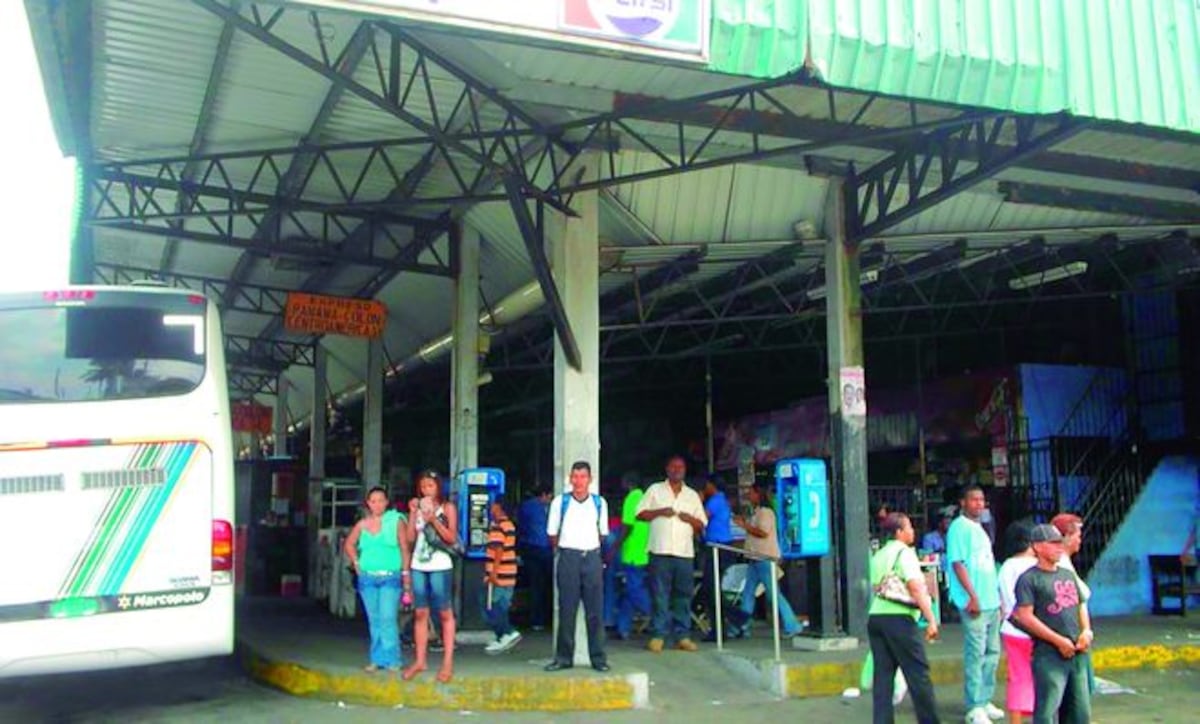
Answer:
239;643;651;711
778;643;1200;698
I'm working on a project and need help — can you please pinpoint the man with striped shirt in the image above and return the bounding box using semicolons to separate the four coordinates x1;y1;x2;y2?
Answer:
483;501;521;654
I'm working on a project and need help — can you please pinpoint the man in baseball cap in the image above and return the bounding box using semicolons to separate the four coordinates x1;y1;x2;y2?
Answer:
1011;524;1093;723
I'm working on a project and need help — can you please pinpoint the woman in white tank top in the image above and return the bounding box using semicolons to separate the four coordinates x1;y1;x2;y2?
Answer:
402;471;458;683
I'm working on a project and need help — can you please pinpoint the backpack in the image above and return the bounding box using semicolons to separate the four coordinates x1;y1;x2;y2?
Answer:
555;493;605;538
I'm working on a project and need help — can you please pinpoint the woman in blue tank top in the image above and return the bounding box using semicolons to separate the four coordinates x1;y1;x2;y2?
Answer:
343;486;409;672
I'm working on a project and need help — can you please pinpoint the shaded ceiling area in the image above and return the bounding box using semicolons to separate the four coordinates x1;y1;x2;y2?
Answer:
26;0;1200;469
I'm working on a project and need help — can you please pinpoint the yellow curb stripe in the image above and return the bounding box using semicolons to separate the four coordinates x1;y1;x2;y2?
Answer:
241;647;638;711
782;644;1200;699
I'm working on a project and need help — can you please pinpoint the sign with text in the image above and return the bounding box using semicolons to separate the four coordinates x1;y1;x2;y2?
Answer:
232;403;273;434
284;292;387;339
301;0;709;60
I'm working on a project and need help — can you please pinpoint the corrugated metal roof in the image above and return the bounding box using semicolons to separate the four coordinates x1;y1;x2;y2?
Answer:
609;156;830;243
709;0;1200;134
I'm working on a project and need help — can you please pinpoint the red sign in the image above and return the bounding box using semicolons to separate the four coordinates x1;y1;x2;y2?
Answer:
232;403;273;434
284;292;387;338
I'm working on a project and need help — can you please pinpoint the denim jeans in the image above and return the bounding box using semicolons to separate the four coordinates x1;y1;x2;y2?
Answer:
616;563;651;638
959;606;1001;710
649;554;693;642
1032;648;1091;724
481;584;515;639
357;572;402;668
411;568;453;612
739;559;803;636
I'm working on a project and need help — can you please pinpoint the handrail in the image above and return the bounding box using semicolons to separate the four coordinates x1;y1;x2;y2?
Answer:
708;542;785;662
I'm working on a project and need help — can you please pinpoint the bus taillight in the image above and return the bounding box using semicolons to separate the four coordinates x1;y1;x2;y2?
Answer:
212;520;233;583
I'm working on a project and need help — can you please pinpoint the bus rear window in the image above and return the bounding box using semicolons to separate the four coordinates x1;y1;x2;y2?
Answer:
0;303;206;403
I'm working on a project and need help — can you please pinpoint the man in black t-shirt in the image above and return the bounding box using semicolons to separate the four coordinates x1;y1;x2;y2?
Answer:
1013;524;1093;724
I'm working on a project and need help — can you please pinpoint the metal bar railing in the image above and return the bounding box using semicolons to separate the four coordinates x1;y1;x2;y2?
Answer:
708;541;784;663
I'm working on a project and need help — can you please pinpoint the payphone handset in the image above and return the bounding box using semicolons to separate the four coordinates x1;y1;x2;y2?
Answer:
775;459;830;559
453;468;506;559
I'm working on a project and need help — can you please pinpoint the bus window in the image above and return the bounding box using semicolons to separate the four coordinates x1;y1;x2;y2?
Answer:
0;302;206;404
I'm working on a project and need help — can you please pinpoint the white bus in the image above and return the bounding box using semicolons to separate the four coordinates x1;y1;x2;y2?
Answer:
0;285;235;677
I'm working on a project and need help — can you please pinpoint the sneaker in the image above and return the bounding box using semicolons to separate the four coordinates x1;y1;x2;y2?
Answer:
495;631;523;652
675;638;699;652
983;703;1005;720
430;640;445;653
484;639;504;654
965;707;991;724
646;638;665;653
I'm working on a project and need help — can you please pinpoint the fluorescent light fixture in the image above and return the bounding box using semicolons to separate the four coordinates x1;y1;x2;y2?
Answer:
805;268;881;301
1007;261;1088;291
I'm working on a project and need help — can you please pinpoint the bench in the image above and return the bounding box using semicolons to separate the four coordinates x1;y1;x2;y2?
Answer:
1149;554;1200;616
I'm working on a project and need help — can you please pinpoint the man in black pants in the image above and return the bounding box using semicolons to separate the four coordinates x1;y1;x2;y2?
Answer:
1012;524;1093;724
544;461;610;672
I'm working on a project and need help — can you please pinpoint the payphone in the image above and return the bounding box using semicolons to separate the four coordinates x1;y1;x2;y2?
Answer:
454;467;506;559
452;468;506;630
775;459;830;558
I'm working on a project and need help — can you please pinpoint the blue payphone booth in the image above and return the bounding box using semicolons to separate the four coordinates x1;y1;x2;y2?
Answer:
453;468;505;630
454;467;506;559
775;459;830;558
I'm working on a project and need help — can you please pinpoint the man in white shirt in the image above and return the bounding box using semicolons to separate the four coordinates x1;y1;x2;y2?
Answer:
544;461;609;672
636;455;707;653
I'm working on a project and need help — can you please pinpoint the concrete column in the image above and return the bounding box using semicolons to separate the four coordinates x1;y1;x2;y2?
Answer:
823;179;870;641
310;345;328;481
363;337;384;490
274;376;289;458
450;223;481;475
307;346;329;597
548;156;600;666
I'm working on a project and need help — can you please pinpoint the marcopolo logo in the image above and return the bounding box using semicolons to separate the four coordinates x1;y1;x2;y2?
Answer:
560;0;704;52
115;588;208;611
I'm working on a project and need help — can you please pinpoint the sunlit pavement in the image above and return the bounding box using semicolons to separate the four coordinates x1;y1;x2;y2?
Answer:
1;657;1197;723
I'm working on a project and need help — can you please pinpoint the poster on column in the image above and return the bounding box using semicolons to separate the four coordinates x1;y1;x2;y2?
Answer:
840;366;867;417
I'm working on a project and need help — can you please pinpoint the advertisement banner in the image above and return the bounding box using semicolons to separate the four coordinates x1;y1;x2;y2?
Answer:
284;292;387;339
301;0;709;60
715;369;1017;471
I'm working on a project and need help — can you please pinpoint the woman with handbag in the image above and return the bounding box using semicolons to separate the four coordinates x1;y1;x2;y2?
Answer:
402;470;459;683
869;512;941;724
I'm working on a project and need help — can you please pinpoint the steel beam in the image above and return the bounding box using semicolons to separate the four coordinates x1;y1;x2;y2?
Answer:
847;115;1086;240
227;335;316;369
96;219;451;276
93;262;292;316
505;178;581;370
610;91;1200;193
998;181;1200;221
218;20;376;311
163;5;239;273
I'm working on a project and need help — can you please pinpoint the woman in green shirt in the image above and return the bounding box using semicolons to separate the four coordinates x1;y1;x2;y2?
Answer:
869;512;941;724
343;486;410;672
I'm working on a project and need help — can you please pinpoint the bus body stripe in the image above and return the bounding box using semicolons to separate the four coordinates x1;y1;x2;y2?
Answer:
59;442;160;597
99;442;198;595
92;443;179;595
58;485;125;597
66;485;141;597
